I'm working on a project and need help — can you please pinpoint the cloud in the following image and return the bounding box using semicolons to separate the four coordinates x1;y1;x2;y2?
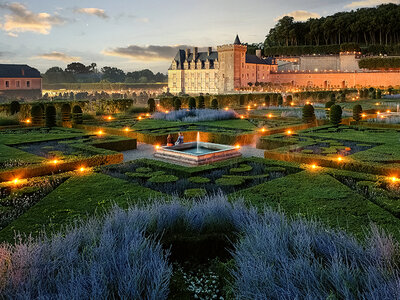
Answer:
34;52;80;62
275;10;321;21
102;45;192;61
345;0;399;8
0;2;65;35
74;7;108;19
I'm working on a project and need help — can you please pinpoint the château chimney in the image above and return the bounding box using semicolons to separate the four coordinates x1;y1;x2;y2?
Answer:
256;49;262;59
186;48;191;59
208;47;212;56
194;47;198;60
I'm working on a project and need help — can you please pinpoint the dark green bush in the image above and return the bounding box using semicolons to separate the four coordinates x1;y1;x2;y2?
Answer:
353;104;363;122
329;93;336;103
198;96;205;109
189;97;196;110
31;104;44;126
302;104;316;123
215;177;245;186
330;104;342;126
277;95;283;106
184;188;207;198
136;167;153;173
264;94;270;106
72;105;83;124
147;98;155;112
230;164;253;173
189;177;211;184
45;105;57;127
211;99;219;109
148;174;179;183
9;100;20;115
173;98;181;110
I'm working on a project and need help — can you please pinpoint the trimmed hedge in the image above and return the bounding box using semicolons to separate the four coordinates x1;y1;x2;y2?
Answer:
148;174;179;183
184;188;207;198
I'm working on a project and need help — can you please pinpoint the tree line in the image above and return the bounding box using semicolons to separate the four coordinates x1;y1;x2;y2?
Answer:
42;62;167;84
265;4;400;52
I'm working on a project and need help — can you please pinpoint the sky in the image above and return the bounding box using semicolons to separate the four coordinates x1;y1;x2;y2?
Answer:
0;0;397;74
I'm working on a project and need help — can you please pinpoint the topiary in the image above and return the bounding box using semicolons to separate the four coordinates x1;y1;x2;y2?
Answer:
184;188;207;198
330;104;342;126
329;93;336;103
353;104;363;122
198;95;205;109
31;104;44;126
264;94;270;106
325;101;335;118
147;98;155;112
230;164;253;173
211;98;218;109
61;103;71;122
9;100;20;115
72;105;83;124
45;105;57;127
173;97;181;110
125;172;153;179
188;176;211;184
148;174;179;183
240;95;245;106
376;89;382;99
277;95;283;106
215;177;245;186
136;167;153;173
340;93;346;102
189;97;196;110
302;104;316;123
265;166;286;172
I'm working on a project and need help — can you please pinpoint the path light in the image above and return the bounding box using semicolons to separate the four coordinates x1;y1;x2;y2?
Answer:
286;130;293;135
235;144;241;149
386;110;391;113
96;130;104;136
362;113;367;118
23;119;31;124
123;127;130;132
155;144;161;150
311;164;317;170
337;156;343;162
267;114;273;118
377;111;380;115
146;113;150;117
260;127;266;133
391;176;398;183
78;167;86;173
51;159;59;165
253;104;257;107
138;116;142;120
165;110;169;114
224;107;229;111
12;178;19;185
290;102;295;106
240;115;245;119
106;116;113;121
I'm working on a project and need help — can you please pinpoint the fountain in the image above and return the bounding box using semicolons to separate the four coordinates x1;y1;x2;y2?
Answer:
154;132;242;165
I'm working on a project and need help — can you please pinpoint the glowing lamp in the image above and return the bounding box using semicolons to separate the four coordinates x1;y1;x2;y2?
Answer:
290;102;295;106
286;130;292;135
267;114;273;118
386;110;391;113
78;167;85;173
306;101;310;105
146;113;150;117
138;116;142;120
24;119;31;124
157;104;160;107
224;107;229;111
261;127;266;133
155;144;161;150
362;114;366;118
96;130;104;136
235;144;241;149
391;177;398;183
107;116;112;121
337;156;343;162
52;159;59;165
12;178;19;185
253;104;257;107
123;127;130;132
311;164;317;169
377;111;380;115
240;115;245;119
165;110;169;114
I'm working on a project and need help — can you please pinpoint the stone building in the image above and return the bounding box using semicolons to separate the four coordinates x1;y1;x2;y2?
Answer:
0;64;42;100
168;35;278;94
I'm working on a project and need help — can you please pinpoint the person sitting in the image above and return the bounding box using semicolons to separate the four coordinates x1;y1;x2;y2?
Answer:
175;132;184;145
167;134;173;146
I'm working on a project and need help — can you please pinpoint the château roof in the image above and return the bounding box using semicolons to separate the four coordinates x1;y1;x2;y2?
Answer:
234;34;241;45
172;49;218;70
246;54;276;65
0;64;41;78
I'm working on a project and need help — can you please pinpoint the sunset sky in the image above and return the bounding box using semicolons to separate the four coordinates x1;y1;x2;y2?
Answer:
0;0;397;73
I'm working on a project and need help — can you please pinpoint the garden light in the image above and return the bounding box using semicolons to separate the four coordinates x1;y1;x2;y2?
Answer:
138;116;142;120
51;159;59;165
286;130;293;135
155;144;161;150
78;167;86;173
253;104;257;107
337;156;343;162
235;144;241;149
311;164;317;170
391;177;398;183
24;119;31;124
362;113;366;118
146;113;150;117
165;110;169;114
123;127;130;132
12;178;19;185
290;102;295;106
260;127;266;133
240;115;245;119
224;107;229;111
386;110;391;113
96;130;104;136
267;114;273;118
106;116;113;121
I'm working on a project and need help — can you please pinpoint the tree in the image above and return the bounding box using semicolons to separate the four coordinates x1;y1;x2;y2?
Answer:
277;95;283;106
330;104;342;126
211;99;219;109
65;62;89;74
264;94;271;106
302;104;316;123
101;67;126;83
376;89;382;99
353;104;363;122
173;97;181;110
189;97;196;110
325;101;335;118
45;105;57;127
147;98;155;112
198;96;205;109
9;100;20;115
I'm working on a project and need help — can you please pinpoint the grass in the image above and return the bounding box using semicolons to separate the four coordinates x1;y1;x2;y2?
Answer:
235;170;400;240
0;172;163;243
0;144;44;164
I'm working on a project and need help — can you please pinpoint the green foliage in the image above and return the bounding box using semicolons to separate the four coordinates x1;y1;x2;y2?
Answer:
9;100;20;115
353;104;363;122
136;167;153;173
330;105;342;126
72;105;83;124
183;188;207;198
302;104;316;123
215;177;245;186
31;104;44;126
147;98;155;112
148;174;179;183
340;93;346;103
45;105;57;128
277;95;283;106
264;94;270;106
329;93;336;103
211;99;219;110
189;97;196;110
240;95;245;106
198;96;205;109
173;97;182;111
61;104;71;122
230;164;253;173
188;177;211;184
359;57;400;70
376;89;382;99
286;95;292;105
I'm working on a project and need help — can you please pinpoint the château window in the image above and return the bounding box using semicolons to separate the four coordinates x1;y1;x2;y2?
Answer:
5;81;9;88
26;81;30;88
16;81;20;88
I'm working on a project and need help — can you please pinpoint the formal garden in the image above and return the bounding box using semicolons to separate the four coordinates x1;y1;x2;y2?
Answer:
1;89;400;299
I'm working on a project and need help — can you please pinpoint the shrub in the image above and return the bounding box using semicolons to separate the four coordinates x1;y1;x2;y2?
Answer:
148;174;179;183
152;109;237;122
72;105;83;124
45;105;57;127
329;93;336;103
211;99;219;109
148;98;156;112
330;104;342;126
277;95;283;106
31;104;44;126
184;188;207;198
198;96;205;109
173;98;181;111
230;164;253;173
302;104;316;123
340;93;346;102
325;101;335;109
126;172;153;179
136;167;153;173
215;177;245;186
189;97;196;110
240;95;245;106
353;104;363;122
9;100;20;115
264;95;270;106
188;177;211;184
376;89;382;99
286;95;292;105
61;104;71;122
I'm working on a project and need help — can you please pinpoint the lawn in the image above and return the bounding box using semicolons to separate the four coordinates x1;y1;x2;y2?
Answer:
235;170;400;240
0;172;163;243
